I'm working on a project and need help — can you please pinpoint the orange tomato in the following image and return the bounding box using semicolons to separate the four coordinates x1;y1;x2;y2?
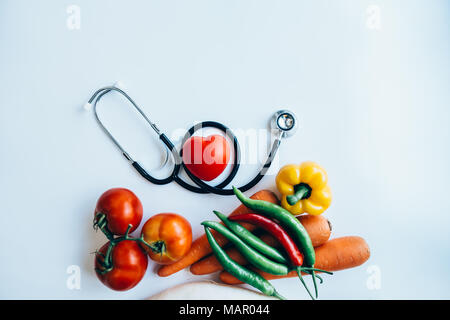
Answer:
140;213;192;265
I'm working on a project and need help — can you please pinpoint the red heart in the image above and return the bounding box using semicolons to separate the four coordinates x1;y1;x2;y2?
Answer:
182;134;231;181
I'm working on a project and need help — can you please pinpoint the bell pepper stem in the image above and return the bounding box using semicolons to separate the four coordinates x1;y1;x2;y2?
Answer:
286;183;312;206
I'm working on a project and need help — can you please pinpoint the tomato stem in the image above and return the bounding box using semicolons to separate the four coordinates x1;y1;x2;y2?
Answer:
95;242;116;274
95;224;163;275
93;213;115;241
95;224;133;274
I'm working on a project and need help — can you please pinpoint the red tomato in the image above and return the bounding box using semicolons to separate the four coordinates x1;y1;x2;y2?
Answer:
141;213;192;265
95;240;148;291
182;134;230;181
94;188;143;235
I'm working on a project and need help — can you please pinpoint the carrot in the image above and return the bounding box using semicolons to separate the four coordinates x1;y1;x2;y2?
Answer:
190;215;332;275
157;190;279;277
219;236;370;284
299;215;333;247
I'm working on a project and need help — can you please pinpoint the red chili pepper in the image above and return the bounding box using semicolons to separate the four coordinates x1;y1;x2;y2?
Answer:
229;213;304;267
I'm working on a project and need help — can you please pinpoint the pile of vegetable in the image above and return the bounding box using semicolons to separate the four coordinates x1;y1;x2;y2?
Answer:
91;161;370;299
156;161;370;300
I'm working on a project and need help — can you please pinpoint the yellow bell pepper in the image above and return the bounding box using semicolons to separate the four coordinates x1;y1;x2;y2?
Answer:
275;161;332;215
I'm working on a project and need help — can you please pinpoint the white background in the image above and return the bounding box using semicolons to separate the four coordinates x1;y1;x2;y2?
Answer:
1;0;449;299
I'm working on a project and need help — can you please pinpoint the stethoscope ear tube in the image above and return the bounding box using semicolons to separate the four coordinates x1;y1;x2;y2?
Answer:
132;161;174;185
87;85;290;195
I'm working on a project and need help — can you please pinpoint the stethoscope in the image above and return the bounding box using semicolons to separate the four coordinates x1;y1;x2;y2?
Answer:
85;85;298;195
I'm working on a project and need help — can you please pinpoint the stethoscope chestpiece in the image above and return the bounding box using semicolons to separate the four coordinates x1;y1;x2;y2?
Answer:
271;109;298;138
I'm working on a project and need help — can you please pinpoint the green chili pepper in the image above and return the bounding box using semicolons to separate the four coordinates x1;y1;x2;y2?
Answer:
201;221;289;276
232;186;320;298
212;210;288;264
204;226;285;300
